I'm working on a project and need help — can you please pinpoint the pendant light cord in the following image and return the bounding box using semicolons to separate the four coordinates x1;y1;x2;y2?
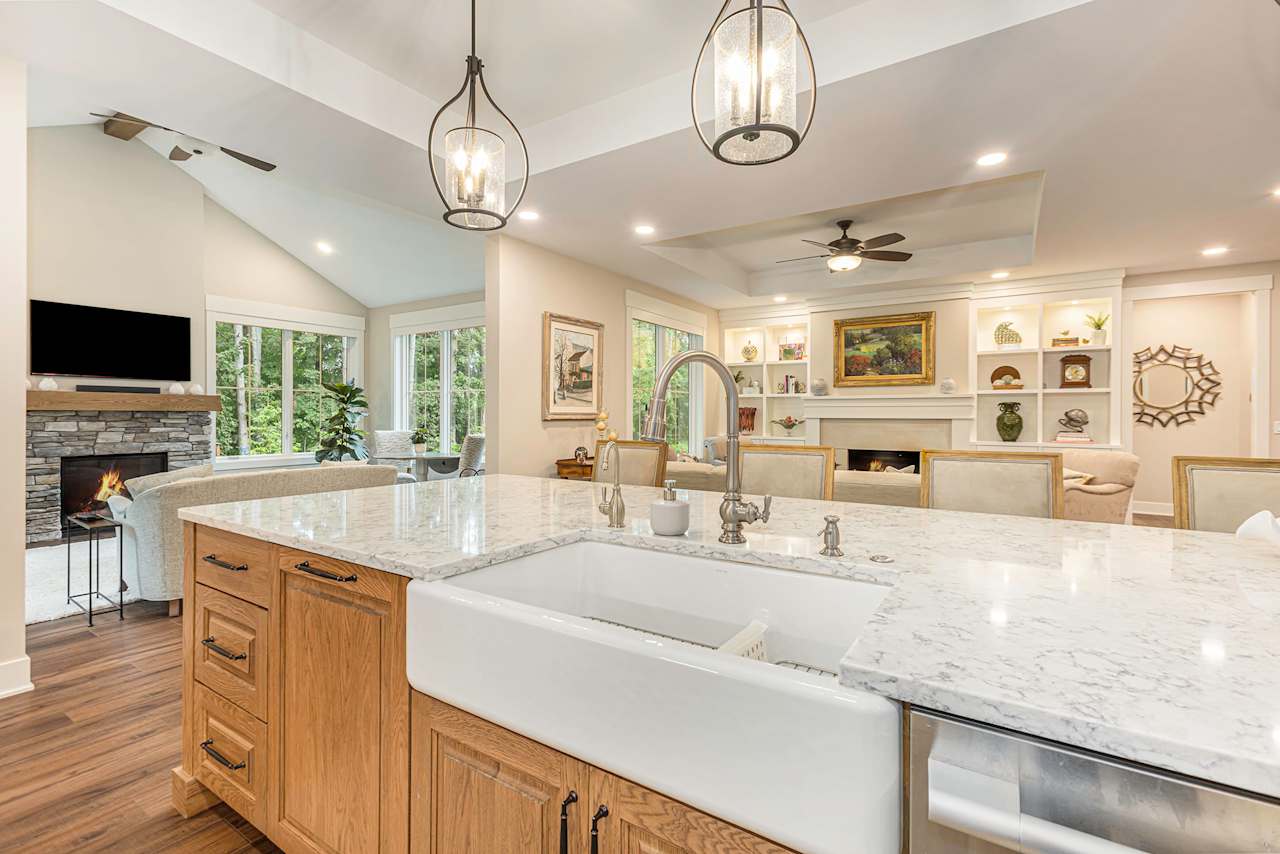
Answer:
470;0;476;58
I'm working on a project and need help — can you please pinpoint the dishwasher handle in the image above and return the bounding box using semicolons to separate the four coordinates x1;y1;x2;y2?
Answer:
929;768;1143;854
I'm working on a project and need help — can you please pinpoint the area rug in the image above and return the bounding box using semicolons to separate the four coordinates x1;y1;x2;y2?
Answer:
25;539;143;624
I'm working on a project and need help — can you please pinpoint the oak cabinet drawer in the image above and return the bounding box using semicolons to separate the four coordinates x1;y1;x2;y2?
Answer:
194;584;268;721
194;683;268;828
278;547;399;604
194;526;272;608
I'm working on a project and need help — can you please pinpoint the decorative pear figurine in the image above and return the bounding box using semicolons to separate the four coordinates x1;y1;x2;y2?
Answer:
996;401;1024;442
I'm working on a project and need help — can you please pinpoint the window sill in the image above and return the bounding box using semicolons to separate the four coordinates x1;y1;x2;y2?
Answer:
213;452;322;472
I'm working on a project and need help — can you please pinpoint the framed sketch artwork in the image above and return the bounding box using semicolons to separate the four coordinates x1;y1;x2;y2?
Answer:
542;312;604;421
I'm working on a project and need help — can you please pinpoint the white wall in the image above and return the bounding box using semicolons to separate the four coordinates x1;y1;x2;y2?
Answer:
485;236;722;477
0;58;31;698
366;292;485;430
27;124;366;388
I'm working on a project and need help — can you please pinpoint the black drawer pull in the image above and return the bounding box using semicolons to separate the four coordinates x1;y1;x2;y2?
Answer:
200;738;246;771
202;554;248;572
559;791;578;854
201;636;247;661
590;804;609;854
294;560;357;583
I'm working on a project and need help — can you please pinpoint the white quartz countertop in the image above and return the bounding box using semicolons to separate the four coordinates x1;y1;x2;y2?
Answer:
179;474;1280;797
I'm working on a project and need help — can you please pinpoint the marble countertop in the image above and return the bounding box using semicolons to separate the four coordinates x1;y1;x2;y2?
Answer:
179;474;1280;797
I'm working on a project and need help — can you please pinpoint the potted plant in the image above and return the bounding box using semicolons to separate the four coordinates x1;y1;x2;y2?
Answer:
770;415;806;434
411;428;429;454
313;380;369;462
1085;312;1110;346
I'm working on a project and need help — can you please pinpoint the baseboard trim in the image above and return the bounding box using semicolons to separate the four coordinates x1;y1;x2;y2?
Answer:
0;654;33;699
1132;501;1173;517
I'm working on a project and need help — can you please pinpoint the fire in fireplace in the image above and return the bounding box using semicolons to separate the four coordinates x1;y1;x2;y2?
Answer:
60;452;167;525
845;449;921;473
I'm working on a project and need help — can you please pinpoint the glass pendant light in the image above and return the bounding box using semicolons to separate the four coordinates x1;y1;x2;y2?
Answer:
691;0;816;166
428;0;528;230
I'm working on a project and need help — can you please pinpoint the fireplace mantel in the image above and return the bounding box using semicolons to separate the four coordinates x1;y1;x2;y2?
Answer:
802;393;975;450
27;391;222;412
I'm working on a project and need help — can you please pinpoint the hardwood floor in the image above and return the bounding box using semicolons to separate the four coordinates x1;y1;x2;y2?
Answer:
1132;512;1175;529
0;601;281;853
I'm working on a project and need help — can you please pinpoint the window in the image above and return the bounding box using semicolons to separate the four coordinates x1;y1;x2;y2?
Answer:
631;318;703;455
213;321;357;458
395;325;486;454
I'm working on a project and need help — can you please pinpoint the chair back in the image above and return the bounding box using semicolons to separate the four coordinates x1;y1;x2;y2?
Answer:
459;435;486;476
1173;456;1280;532
739;444;834;500
371;430;414;473
592;439;668;487
921;450;1064;519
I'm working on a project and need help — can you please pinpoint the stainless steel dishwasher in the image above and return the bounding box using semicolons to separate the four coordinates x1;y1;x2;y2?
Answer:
907;708;1280;852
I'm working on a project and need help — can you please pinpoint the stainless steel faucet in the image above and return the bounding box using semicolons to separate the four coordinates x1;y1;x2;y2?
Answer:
818;515;843;557
640;350;770;544
597;440;626;528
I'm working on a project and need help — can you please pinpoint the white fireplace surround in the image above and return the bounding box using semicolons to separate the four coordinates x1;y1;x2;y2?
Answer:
802;395;975;453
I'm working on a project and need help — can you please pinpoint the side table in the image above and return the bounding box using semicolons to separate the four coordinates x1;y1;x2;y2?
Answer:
555;457;594;481
66;512;125;626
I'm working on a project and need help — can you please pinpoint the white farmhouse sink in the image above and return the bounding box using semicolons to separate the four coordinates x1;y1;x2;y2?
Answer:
406;541;901;854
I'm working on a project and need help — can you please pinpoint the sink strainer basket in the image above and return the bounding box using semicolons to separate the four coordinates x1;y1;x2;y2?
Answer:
717;619;769;661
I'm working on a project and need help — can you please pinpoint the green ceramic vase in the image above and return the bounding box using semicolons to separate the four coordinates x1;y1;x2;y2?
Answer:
996;401;1024;442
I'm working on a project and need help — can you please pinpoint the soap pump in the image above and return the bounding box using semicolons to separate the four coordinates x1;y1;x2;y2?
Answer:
650;479;690;537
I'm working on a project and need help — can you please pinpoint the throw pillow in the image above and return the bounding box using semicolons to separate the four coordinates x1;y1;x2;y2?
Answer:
885;464;916;474
320;459;370;467
124;463;213;496
1062;467;1094;485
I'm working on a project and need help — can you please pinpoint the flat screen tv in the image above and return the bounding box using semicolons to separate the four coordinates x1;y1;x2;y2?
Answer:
30;300;192;382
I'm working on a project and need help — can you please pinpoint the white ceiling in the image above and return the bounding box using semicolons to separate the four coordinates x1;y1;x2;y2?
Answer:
250;0;864;126
6;0;1280;312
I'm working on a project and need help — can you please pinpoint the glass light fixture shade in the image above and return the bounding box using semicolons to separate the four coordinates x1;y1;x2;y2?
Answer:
827;254;862;273
442;127;507;230
693;0;815;166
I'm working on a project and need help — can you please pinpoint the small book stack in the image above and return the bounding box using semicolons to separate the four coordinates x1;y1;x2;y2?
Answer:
1054;432;1093;444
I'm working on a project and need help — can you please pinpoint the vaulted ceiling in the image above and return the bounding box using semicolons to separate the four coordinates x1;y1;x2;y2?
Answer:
6;0;1280;309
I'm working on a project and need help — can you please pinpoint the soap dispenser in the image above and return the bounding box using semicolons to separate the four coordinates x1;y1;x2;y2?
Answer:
650;479;690;536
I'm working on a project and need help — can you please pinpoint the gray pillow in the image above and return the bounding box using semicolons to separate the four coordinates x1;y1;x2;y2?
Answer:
125;463;213;496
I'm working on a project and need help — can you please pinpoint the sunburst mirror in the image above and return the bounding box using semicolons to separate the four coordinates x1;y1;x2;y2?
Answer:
1132;345;1222;427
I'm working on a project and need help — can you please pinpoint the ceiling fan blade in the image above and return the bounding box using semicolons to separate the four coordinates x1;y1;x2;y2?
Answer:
800;239;834;250
774;255;830;264
94;112;162;141
859;250;913;262
168;145;193;162
858;232;905;250
221;147;278;172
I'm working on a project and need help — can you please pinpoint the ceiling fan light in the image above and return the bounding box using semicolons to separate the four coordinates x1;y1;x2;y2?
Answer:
827;254;862;273
693;0;815;166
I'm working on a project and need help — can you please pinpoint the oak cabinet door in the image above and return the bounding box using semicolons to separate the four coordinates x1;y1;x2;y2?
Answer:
411;693;588;854
270;565;408;854
589;767;795;854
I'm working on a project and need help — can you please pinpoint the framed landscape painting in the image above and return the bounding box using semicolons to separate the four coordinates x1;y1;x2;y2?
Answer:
834;311;935;387
542;312;604;420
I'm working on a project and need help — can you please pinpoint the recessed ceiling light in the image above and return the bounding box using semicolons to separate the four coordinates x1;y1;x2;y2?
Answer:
315;240;334;255
1201;245;1229;257
976;151;1008;167
1271;188;1280;199
634;224;656;236
773;296;787;303
990;271;1010;279
517;210;540;221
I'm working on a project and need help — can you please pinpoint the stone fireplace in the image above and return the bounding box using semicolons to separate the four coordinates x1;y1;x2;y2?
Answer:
26;408;213;543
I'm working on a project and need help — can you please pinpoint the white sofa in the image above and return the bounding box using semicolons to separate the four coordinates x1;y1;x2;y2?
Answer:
108;463;400;606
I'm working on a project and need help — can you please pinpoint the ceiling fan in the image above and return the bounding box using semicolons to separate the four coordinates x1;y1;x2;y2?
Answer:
776;219;912;273
90;112;277;172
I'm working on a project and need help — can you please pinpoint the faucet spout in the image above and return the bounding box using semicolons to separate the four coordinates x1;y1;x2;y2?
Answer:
597;440;626;528
641;350;769;544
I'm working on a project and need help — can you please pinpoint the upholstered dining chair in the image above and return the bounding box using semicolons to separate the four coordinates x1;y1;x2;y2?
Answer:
592;439;668;487
739;444;835;500
458;435;486;477
920;450;1064;519
1172;456;1280;533
370;430;414;475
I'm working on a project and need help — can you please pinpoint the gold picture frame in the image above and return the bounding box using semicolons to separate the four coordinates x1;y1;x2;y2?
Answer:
542;312;604;421
834;311;935;387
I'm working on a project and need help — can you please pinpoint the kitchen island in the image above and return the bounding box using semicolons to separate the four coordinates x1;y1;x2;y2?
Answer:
172;473;1280;852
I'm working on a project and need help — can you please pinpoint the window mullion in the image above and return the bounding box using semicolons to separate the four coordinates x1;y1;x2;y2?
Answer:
281;329;294;453
439;329;454;454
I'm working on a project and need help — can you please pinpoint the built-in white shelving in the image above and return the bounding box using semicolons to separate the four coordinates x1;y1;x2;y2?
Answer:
724;317;811;442
970;286;1122;448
